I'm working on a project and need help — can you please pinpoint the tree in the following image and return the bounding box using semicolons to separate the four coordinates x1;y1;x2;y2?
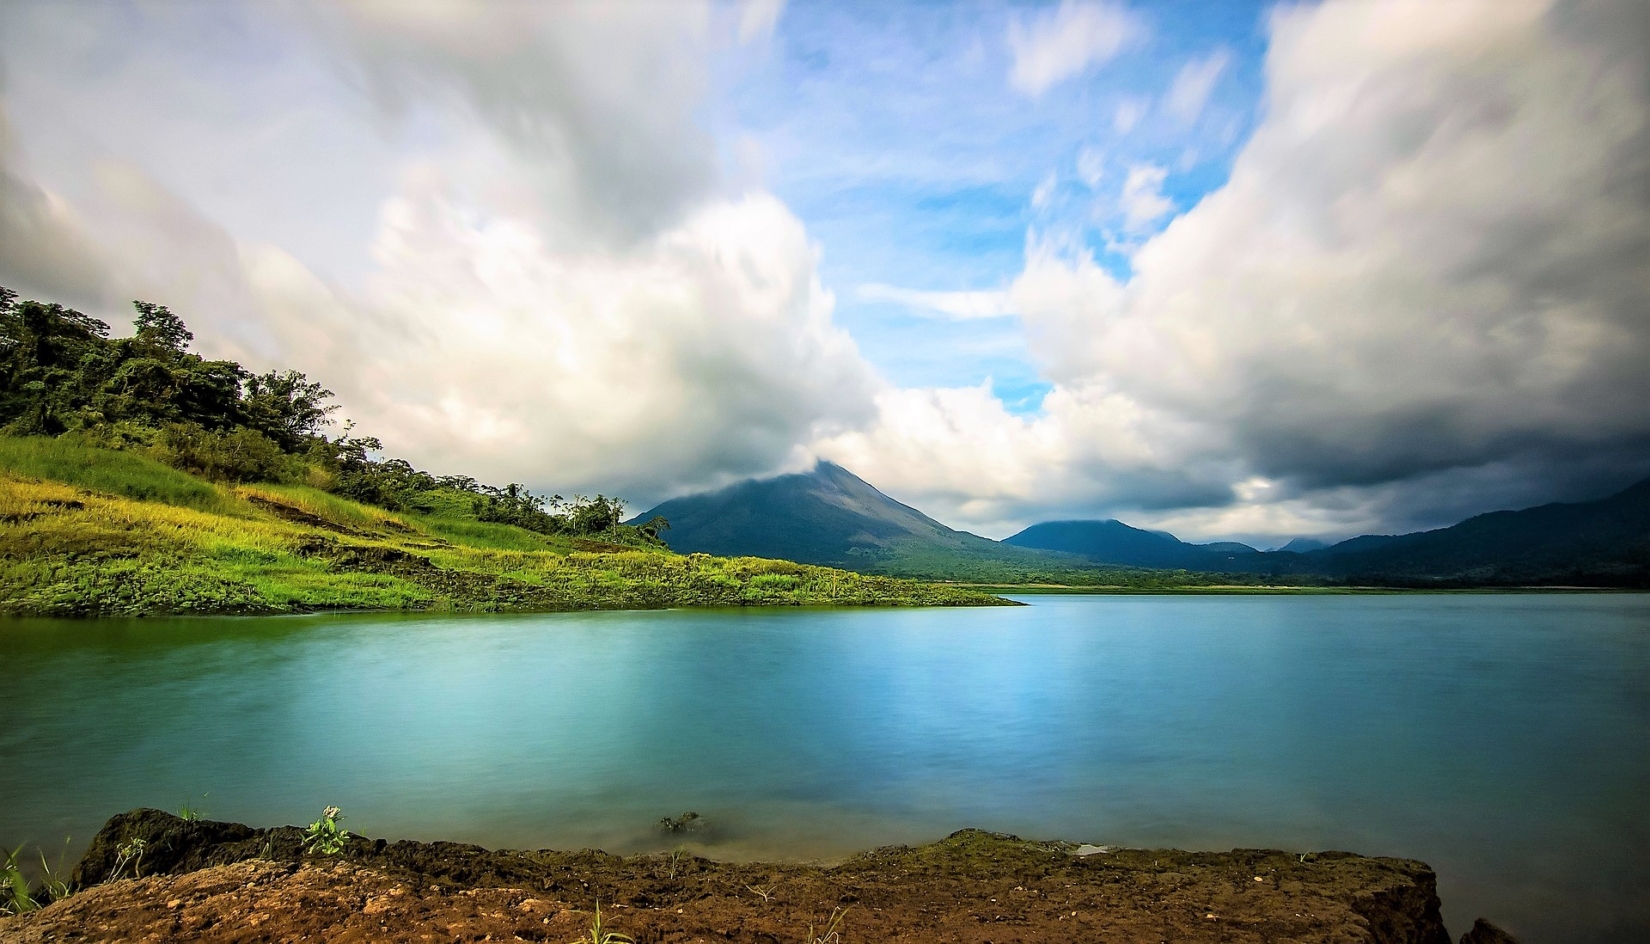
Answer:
132;301;193;354
568;494;625;537
242;369;337;448
0;294;111;433
638;515;671;543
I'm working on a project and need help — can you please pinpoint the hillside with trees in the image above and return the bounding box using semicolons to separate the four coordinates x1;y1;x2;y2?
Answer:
0;287;653;544
0;288;1006;615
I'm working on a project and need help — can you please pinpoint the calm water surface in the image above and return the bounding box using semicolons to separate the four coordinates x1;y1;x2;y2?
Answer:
4;594;1646;942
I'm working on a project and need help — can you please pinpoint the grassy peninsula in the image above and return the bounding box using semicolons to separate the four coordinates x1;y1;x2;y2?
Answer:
0;288;1003;615
0;437;1003;615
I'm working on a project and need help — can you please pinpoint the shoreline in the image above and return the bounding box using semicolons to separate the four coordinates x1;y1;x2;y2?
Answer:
0;809;1515;943
962;583;1646;594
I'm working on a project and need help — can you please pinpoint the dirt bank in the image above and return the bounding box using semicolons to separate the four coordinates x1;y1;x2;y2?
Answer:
1;809;1485;943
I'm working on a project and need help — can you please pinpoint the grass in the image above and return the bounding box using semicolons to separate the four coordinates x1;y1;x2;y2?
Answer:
0;436;243;516
0;845;35;916
807;906;849;944
836;536;1342;589
0;436;1009;616
0;838;75;915
571;901;633;944
178;795;208;822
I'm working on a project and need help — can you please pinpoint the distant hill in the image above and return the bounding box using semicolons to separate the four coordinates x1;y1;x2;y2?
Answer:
1273;537;1329;553
637;460;1650;588
1009;479;1650;585
633;462;1101;581
1002;519;1257;569
1290;478;1650;585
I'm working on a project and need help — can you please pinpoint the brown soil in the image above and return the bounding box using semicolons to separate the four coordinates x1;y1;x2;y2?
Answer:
0;810;1461;943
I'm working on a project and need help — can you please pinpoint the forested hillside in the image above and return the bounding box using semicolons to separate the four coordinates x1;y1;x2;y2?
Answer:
1289;479;1650;585
0;286;654;544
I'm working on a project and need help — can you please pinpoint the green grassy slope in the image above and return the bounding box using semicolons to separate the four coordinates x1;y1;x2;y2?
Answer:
0;437;1010;616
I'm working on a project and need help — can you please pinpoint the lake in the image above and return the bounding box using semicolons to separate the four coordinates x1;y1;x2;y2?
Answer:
3;594;1646;942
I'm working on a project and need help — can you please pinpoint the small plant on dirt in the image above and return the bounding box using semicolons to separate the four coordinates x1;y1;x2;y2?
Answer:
109;837;147;882
747;882;778;903
35;838;74;903
303;806;350;856
178;794;208;822
657;811;702;833
1;845;38;916
665;844;688;880
806;906;849;944
570;899;634;944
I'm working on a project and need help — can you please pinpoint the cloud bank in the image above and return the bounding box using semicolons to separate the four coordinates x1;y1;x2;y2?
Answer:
0;1;873;502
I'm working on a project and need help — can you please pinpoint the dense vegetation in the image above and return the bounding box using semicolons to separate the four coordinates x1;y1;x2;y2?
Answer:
0;288;1006;615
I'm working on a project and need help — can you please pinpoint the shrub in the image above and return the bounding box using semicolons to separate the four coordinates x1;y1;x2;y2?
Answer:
153;423;294;483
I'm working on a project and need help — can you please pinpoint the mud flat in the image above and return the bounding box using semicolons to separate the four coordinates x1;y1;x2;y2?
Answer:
1;809;1517;943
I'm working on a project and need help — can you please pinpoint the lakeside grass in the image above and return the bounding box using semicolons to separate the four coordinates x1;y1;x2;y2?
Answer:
0;437;1008;617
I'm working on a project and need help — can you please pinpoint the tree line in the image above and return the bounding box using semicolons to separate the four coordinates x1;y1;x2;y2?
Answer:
0;287;667;543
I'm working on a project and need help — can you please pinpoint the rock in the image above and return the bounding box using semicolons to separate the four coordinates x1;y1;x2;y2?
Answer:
70;809;276;889
13;809;1459;944
1460;917;1520;944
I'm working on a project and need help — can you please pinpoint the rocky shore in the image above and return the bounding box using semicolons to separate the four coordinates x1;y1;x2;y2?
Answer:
0;809;1517;943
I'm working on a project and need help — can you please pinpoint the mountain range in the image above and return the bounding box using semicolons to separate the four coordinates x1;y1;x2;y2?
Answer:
635;463;1650;587
633;461;1091;581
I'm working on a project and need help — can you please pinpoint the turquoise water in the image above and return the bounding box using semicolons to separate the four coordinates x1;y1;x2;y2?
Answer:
3;594;1646;942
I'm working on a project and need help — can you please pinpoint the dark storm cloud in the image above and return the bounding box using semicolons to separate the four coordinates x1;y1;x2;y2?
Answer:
994;0;1650;537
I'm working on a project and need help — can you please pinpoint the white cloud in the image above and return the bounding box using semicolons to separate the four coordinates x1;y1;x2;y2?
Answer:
856;284;1014;320
737;0;786;45
0;106;117;310
300;0;721;246
1119;163;1172;228
256;183;877;497
1031;171;1058;208
1076;146;1106;188
1113;96;1148;132
1164;47;1230;122
1007;1;1141;97
815;382;1067;533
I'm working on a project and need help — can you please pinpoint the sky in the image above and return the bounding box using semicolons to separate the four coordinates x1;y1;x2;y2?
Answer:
1;0;1646;544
